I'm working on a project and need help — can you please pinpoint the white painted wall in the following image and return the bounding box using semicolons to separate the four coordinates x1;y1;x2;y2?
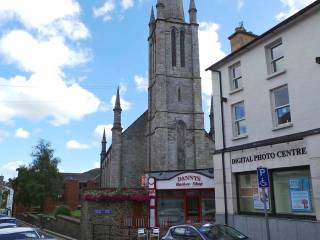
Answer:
212;8;320;150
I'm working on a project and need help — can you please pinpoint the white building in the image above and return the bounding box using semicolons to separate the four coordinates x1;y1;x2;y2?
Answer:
207;1;320;239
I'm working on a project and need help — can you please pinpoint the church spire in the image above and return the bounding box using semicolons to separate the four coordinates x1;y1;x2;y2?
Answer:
100;128;107;159
113;87;122;129
189;0;197;24
149;6;155;25
209;95;215;139
156;0;185;21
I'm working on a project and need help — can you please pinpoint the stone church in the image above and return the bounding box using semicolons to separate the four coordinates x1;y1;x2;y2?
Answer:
100;0;215;190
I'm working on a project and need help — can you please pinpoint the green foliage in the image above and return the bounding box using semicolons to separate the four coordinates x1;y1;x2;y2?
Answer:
71;210;81;218
12;139;64;211
55;205;71;217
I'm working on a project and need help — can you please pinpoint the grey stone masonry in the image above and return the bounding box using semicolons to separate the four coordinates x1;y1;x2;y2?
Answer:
100;0;214;189
147;0;213;172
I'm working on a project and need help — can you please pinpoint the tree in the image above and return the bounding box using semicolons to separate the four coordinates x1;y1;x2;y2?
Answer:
13;139;63;211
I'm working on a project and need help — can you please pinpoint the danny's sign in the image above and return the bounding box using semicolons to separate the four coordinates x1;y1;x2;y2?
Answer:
157;172;214;190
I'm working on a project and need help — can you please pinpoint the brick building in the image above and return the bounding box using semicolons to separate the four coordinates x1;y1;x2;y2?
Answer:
62;168;99;210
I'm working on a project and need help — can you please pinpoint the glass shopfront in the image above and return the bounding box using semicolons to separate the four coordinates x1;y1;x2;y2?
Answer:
237;167;315;218
157;189;215;227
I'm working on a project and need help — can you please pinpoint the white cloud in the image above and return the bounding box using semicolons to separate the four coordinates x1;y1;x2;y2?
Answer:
66;140;90;150
0;130;9;143
199;22;226;96
134;75;148;92
93;0;115;21
121;0;135;10
237;0;245;9
94;124;113;140
94;161;100;168
0;160;25;180
0;0;89;40
0;30;88;74
0;1;101;126
276;0;316;21
15;128;30;139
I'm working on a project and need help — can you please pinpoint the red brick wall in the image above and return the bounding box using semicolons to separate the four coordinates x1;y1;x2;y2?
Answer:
64;180;80;210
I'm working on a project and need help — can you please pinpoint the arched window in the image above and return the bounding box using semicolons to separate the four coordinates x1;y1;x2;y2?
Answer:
178;87;181;102
177;120;186;170
171;28;177;67
180;30;185;67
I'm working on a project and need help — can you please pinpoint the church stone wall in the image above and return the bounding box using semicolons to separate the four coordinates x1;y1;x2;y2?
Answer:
121;112;148;188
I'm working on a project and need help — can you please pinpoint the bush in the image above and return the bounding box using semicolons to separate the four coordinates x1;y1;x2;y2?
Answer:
54;205;71;217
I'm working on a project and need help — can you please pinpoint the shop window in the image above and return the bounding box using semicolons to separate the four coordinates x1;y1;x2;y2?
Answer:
238;173;272;213
158;199;184;226
271;85;291;127
237;168;315;218
273;170;314;216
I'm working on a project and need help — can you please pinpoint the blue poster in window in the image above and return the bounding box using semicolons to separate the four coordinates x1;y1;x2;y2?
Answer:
289;177;312;212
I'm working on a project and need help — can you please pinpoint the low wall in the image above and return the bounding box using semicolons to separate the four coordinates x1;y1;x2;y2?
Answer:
81;200;147;240
216;214;320;240
17;214;80;239
45;215;80;239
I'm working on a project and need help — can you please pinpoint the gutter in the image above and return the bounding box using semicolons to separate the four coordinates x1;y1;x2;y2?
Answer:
212;70;228;225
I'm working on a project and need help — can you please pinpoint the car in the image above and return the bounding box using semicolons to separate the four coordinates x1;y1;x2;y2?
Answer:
0;217;17;226
0;227;56;240
162;223;250;240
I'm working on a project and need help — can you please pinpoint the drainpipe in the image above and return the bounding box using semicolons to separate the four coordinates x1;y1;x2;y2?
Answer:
212;70;228;225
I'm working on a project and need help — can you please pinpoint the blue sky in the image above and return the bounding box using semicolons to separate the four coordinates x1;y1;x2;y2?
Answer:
0;0;315;180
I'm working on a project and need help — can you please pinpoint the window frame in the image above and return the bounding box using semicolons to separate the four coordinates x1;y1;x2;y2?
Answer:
229;62;242;91
266;39;284;75
270;85;291;127
236;166;316;220
232;101;247;137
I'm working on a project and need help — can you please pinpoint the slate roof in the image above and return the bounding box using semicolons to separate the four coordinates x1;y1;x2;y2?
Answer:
62;168;100;183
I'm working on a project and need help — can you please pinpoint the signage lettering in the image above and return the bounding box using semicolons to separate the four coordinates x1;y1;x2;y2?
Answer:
176;175;203;187
232;147;307;165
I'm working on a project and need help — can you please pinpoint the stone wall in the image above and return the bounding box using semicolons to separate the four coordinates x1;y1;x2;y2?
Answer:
45;215;80;239
81;199;147;240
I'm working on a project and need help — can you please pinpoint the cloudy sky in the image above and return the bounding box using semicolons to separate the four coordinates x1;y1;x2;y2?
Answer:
0;0;315;180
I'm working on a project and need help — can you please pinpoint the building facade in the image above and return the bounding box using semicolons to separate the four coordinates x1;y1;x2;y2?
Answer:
208;1;320;239
100;0;215;226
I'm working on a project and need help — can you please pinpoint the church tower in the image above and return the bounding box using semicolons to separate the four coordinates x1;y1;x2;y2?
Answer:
147;0;210;171
110;87;122;187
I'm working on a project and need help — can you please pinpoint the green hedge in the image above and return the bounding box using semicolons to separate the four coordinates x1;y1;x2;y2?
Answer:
54;205;71;217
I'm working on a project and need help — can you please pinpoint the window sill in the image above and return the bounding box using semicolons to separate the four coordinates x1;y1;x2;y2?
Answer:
232;134;248;141
266;69;287;80
272;122;293;131
229;87;244;95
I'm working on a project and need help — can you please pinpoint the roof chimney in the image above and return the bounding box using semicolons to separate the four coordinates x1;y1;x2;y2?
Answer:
228;22;257;52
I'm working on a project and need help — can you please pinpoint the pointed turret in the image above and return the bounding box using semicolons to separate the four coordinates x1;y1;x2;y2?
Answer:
209;95;215;139
113;87;122;130
100;129;107;160
156;0;185;21
189;0;197;24
149;6;155;25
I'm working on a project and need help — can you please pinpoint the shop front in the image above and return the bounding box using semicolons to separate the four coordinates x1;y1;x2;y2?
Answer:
214;137;320;239
147;170;215;227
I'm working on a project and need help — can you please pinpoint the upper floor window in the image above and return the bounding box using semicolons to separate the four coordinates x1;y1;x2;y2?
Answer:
180;30;185;67
171;28;177;67
229;63;242;90
267;39;284;74
232;101;247;137
271;85;291;127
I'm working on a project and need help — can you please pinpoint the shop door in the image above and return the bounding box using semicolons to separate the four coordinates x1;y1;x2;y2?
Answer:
186;196;200;223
